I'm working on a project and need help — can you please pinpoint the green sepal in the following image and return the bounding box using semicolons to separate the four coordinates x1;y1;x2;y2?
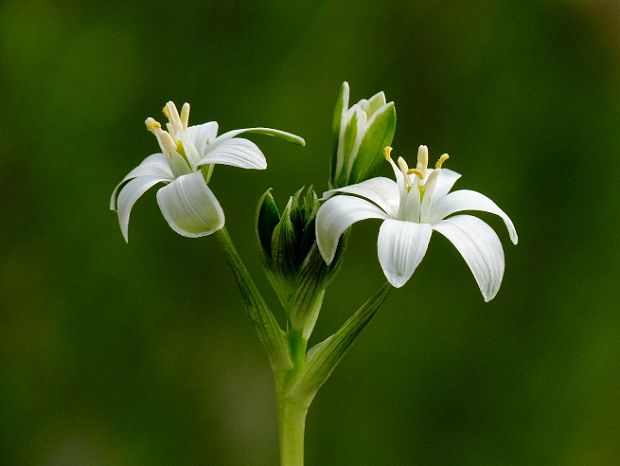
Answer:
364;91;387;117
351;102;396;184
333;109;361;187
270;197;299;291
256;189;280;258
332;81;350;145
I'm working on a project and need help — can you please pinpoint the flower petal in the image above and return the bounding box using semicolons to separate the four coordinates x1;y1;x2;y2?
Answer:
156;172;225;238
322;177;400;216
110;153;173;210
216;127;305;146
432;189;518;244
197;137;267;170
433;215;505;302
316;195;388;264
184;122;219;161
377;219;432;288
116;175;170;242
426;168;461;200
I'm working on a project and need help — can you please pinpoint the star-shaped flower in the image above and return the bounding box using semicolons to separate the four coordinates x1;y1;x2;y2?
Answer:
316;145;518;301
110;101;304;241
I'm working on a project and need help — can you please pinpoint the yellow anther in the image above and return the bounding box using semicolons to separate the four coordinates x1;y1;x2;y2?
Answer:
407;168;425;179
397;157;409;174
162;105;170;118
435;153;449;169
383;146;393;161
145;118;161;131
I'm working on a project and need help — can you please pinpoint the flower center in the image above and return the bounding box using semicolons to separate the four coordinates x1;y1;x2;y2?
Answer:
384;146;450;197
145;102;192;167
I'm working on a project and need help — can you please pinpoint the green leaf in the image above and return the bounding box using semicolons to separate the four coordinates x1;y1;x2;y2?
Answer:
288;282;392;400
216;228;292;372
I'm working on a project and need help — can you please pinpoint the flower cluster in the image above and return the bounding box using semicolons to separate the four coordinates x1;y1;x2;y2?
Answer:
112;88;517;301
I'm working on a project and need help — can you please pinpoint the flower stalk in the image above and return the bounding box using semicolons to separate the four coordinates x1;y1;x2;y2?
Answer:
217;225;392;466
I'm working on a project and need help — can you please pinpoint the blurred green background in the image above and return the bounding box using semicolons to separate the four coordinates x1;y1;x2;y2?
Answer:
1;0;619;464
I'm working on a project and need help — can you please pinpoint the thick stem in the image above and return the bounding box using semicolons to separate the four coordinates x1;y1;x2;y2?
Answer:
276;388;308;466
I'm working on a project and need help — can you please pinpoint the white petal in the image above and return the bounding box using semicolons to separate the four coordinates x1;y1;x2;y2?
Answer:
117;175;169;242
433;215;505;302
377;219;432;288
316;195;388;264
197;138;266;170
426;168;461;199
215;127;305;146
110;153;173;210
185;122;219;158
156;172;225;238
432;189;518;244
322;177;400;216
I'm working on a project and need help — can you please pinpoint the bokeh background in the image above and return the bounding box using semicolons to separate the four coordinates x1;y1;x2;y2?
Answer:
2;0;620;464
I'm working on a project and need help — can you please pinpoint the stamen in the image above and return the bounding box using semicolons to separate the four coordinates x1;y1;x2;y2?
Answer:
145;117;176;155
383;146;393;161
435;153;449;169
417;145;428;170
397;157;409;174
180;103;190;129
145;117;161;131
406;168;425;180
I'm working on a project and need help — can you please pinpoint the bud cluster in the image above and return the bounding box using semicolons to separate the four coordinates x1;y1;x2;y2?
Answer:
256;187;343;338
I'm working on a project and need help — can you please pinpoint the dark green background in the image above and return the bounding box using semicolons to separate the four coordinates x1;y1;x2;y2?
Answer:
2;0;619;464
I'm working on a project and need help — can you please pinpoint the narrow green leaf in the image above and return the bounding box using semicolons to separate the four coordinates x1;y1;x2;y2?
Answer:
216;228;293;371
289;282;392;400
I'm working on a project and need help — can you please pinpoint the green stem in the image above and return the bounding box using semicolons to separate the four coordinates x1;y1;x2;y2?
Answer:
215;227;292;371
289;282;392;400
276;384;308;466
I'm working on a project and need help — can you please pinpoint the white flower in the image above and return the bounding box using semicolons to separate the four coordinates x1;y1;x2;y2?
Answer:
110;101;305;241
316;145;518;301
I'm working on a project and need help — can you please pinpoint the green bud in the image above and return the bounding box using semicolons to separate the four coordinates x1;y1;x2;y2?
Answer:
329;82;397;188
256;187;344;338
